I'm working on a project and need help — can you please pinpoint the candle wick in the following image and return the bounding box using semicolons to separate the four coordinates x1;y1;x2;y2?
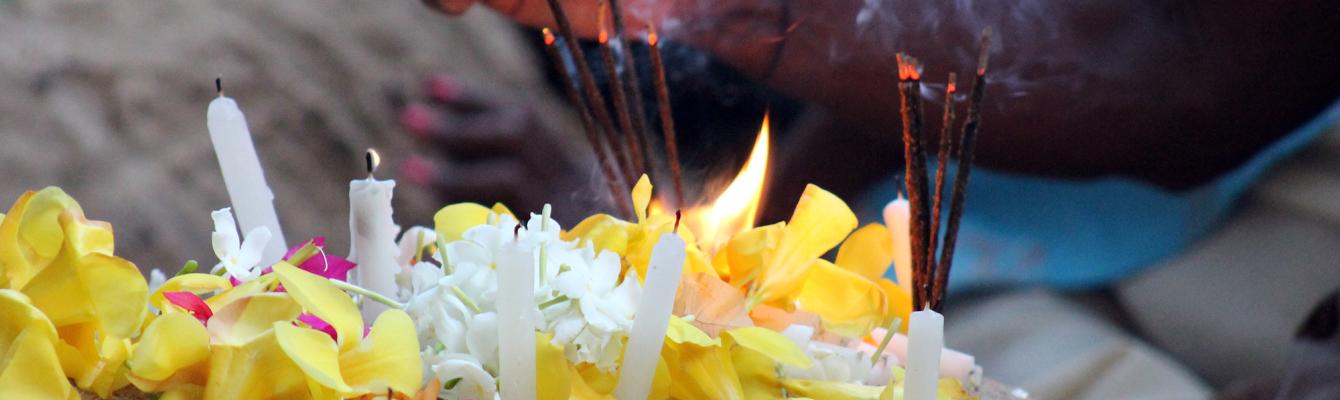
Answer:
365;149;378;178
674;210;682;233
513;224;522;241
215;77;223;96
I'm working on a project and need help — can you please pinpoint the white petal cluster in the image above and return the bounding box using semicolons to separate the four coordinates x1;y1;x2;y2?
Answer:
208;207;271;281
398;209;642;397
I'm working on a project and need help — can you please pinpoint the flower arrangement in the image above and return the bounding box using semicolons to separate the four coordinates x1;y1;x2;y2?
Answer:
0;177;988;399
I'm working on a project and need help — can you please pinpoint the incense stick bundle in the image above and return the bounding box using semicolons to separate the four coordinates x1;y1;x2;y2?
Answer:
932;28;992;310
648;31;685;207
897;53;933;310
607;0;654;171
545;0;637;187
926;73;957;285
543;28;635;219
599;29;647;175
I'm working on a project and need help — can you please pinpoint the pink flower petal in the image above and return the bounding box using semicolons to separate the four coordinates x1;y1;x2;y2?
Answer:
298;313;340;341
163;291;213;325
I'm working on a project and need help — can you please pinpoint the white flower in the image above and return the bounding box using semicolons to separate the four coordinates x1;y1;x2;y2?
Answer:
209;207;271;281
423;350;498;400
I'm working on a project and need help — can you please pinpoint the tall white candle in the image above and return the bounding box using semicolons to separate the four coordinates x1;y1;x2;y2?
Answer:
883;197;913;294
207;83;288;264
496;233;537;400
349;151;400;320
905;310;944;400
615;233;687;400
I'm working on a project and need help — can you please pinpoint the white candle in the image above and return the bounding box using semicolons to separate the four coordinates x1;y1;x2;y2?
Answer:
615;233;687;400
883;197;913;294
496;234;536;400
349;155;400;320
207;85;288;264
905;310;943;400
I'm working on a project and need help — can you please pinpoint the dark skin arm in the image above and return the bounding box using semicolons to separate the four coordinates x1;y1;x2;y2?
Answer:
421;0;1340;215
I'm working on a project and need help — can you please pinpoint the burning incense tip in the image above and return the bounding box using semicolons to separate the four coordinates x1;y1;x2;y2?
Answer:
947;72;958;94
543;28;555;45
977;28;993;76
599;29;609;44
648;31;659;46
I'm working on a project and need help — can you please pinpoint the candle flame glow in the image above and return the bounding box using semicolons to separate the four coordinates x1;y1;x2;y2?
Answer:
366;149;381;175
682;115;770;254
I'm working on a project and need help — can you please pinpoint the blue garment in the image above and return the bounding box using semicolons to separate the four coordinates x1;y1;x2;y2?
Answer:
863;101;1340;290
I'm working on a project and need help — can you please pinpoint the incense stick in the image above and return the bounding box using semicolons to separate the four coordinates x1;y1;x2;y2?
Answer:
648;31;685;207
607;0;654;173
897;53;932;310
933;28;991;310
599;28;647;176
926;72;957;285
543;28;635;218
545;0;637;187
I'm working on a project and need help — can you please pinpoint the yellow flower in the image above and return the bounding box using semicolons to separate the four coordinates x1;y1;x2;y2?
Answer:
271;262;423;397
0;187;148;397
565;176;716;281
753;185;857;308
0;289;80;400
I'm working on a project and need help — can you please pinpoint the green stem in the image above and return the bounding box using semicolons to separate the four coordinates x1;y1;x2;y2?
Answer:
436;235;452;276
450;286;481;314
869;317;902;365
285;241;319;266
175;260;199;276
538;295;570;310
328;279;405;309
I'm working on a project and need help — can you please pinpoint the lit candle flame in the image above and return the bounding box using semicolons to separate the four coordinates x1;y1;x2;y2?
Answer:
682;115;770;254
365;149;381;177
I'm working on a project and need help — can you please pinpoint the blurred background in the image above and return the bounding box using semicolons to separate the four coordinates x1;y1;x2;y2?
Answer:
3;1;1339;399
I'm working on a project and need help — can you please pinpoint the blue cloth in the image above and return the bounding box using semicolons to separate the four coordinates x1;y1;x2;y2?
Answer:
863;101;1340;290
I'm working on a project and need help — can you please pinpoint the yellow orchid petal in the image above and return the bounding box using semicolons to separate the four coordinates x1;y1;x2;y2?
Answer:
150;273;232;311
204;273;275;312
723;326;811;368
272;262;363;351
338;309;423;395
564;214;633;256
128;312;210;382
491;202;515;219
433;203;490;243
208;292;302;346
730;341;785;399
783;379;885;400
876;279;912;333
650;355;671;400
20;259;93;327
673;272;751;337
757;185;857;306
57;324;132;397
75;253;148;339
577;363;619;395
666;316;718;347
632;174;652;223
797;259;887;338
664;341;744;399
685;244;720;279
205;330;311;400
836;224;895;281
537;332;571;400
569;364;615;400
723;222;784;287
274;321;354;394
0;289;78;400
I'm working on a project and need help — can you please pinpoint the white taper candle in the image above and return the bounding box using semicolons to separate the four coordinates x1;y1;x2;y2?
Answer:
206;84;288;264
615;233;687;400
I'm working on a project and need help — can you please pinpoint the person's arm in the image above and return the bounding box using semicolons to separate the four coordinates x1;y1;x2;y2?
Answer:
426;0;1340;190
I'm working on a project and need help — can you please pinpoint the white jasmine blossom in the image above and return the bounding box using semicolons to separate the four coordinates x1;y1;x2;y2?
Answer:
208;207;271;281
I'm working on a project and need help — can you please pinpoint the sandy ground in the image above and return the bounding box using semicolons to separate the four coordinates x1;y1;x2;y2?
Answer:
0;0;574;271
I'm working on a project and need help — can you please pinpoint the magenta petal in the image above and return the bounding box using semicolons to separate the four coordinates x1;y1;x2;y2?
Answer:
163;291;213;325
297;253;357;282
298;313;340;341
